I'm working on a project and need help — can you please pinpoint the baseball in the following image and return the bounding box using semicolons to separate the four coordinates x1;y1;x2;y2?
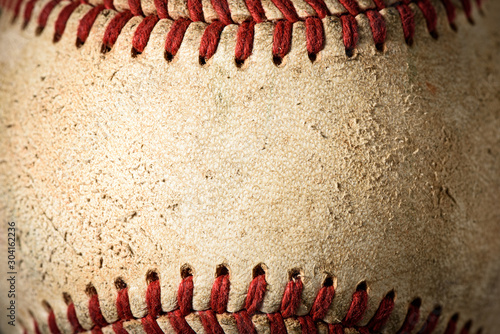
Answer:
0;0;499;333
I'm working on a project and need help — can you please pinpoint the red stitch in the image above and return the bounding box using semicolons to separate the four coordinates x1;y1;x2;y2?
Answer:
305;16;324;61
89;294;109;328
164;17;192;61
270;0;299;23
48;310;61;334
128;0;144;16
35;0;60;34
91;327;104;334
76;4;105;47
444;313;459;334
177;275;194;316
396;3;415;46
101;10;134;53
132;15;159;55
67;302;85;333
309;281;335;321
11;0;24;22
245;274;267;315
243;0;266;23
366;9;386;51
146;278;162;318
272;20;293;64
116;288;134;321
342;282;368;327
210;0;233;25
440;0;457;30
34;320;42;334
416;0;438;38
104;0;114;9
267;313;287;334
199;20;226;64
340;14;358;57
365;290;395;332
234;310;257;334
303;0;329;19
187;0;204;22
53;1;81;43
372;0;385;10
235;19;255;66
460;320;473;334
396;298;421;334
460;0;473;24
280;274;303;318
211;274;231;314
112;321;129;334
417;306;442;334
199;310;224;334
328;323;344;334
168;309;195;334
21;0;38;28
299;315;317;334
154;0;169;19
142;314;164;334
338;0;360;16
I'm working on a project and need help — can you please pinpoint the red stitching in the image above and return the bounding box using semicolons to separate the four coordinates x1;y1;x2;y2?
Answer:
164;17;191;61
34;320;42;334
267;312;287;334
416;0;438;38
48;310;62;334
88;292;109;328
35;0;60;34
279;273;303;318
440;0;457;30
211;273;230;314
142;314;163;334
461;0;473;24
21;0;38;28
38;270;483;334
244;274;267;315
364;290;395;332
309;280;335;321
3;0;479;63
244;0;266;22
199;20;226;64
132;15;159;55
101;10;134;53
168;309;196;334
210;0;233;25
235;19;255;66
146;278;162;318
67;302;85;333
444;313;459;334
342;282;368;327
272;19;292;64
366;9;386;51
112;321;128;334
396;298;421;334
154;0;169;19
128;0;143;16
76;4;105;47
234;310;257;334
199;310;224;334
177;275;194;316
53;1;80;42
299;315;318;334
340;14;358;57
396;2;415;46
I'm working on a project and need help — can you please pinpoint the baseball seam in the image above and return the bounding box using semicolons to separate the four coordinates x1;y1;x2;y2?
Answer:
31;266;478;334
0;0;481;66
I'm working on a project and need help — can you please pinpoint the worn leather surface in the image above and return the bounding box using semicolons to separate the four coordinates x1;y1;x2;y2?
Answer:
0;0;499;333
